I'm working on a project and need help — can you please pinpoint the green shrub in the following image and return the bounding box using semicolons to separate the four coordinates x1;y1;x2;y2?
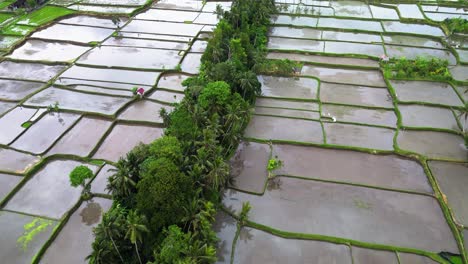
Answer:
443;17;468;34
69;165;93;188
198;81;231;111
148;136;183;164
382;56;452;81
136;158;193;232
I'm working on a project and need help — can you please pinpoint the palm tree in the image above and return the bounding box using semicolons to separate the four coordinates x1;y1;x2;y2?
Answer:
125;210;149;264
107;160;136;198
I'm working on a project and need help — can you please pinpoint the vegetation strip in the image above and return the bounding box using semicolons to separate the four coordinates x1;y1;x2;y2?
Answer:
85;1;278;263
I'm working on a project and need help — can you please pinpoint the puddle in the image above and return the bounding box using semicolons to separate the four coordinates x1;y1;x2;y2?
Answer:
255;98;319;111
153;0;204;11
255;107;320;120
148;90;184;103
0;173;22;202
135;9;199;22
7;40;90;62
318;17;383;32
58;15;125;28
322;104;397;127
194;12;219;25
322;30;382;43
397;130;467;161
320;83;393;108
244;115;324;143
457;49;468;63
369;5;399;19
268;37;324;52
301;66;386;87
269;26;321;39
229;141;270;193
0;61;66;82
68;5;137;14
56;78;151;90
0;148;40;174
25;87;130;115
39;198;112;264
324;41;384;57
382;21;444;36
382;35;443;49
190;40;207;53
391;80;464;107
258;75;318;100
122;20;203;36
119;100;172;123
399;104;460;131
0;79;46;101
11;112;80;154
267;52;379;68
213;211;236;264
0;212;57;264
395;4;424;19
233;227;352;264
31;24;114;43
119;32;192;42
223;177;458;253
428;161;468;225
330;0;372;18
103;37;188;50
5;160;98;219
385;45;456;65
59;65;160;86
450;65;468;82
272;15;318;27
90;164;115;195
78;46;180;70
47;117;112;157
352;247;398;263
0;102;15;116
180;53;202;74
93;124;163;162
70;85;133;97
157;73;190;91
272;144;432;193
324;123;395;150
0;107;37;145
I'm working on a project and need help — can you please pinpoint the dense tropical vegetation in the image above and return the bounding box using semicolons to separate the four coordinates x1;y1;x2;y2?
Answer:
87;0;277;263
443;17;468;34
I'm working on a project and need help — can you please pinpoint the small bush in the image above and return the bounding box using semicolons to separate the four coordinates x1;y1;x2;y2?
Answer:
443;17;468;34
382;56;452;81
69;165;93;188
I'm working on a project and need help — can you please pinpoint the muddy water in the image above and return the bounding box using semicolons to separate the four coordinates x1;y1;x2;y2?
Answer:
5;160;98;219
223;177;459;253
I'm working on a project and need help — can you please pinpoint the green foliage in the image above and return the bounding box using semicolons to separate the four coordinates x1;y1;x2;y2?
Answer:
17;218;52;251
382;56;452;81
148;136;183;164
107;143;150;206
21;121;32;128
47;101;59;112
136;157;193;231
443;17;468;34
198;81;231;111
267;157;283;172
88;204;134;264
254;59;303;76
239;202;252;226
69;165;93;188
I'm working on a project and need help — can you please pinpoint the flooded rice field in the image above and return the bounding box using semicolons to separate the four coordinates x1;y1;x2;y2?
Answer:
0;0;467;263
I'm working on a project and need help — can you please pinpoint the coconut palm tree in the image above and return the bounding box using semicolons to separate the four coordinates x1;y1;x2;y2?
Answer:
125;210;149;264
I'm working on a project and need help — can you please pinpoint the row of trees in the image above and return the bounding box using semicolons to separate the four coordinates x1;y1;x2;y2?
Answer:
87;1;277;263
